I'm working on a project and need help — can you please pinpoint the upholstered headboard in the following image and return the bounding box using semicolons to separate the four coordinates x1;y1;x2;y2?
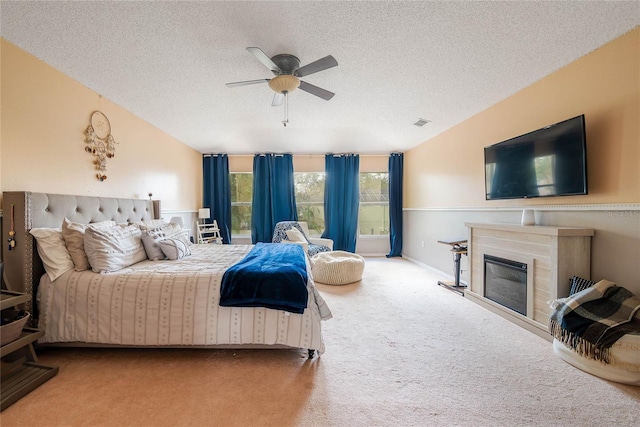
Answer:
1;191;160;320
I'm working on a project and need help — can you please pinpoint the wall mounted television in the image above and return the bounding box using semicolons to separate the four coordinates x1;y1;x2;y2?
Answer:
484;114;587;200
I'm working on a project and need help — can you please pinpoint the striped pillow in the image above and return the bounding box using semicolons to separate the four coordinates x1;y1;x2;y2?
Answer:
159;236;191;260
84;224;147;273
569;276;596;295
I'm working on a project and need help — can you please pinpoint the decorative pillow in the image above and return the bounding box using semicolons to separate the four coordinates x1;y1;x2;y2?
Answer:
29;227;74;281
61;218;116;271
132;219;167;230
84;224;147;273
140;228;167;261
286;228;308;243
158;222;183;240
569;276;596;295
159;235;191;260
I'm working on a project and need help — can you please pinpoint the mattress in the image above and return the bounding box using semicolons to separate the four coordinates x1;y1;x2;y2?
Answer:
37;244;332;353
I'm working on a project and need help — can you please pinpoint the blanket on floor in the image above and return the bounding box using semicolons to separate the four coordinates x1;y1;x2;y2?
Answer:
549;280;640;363
219;243;309;314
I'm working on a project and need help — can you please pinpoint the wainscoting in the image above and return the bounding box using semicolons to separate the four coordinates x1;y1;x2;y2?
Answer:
403;205;640;298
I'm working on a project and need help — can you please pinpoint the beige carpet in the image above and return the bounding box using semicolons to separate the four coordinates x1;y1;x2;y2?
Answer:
1;257;639;426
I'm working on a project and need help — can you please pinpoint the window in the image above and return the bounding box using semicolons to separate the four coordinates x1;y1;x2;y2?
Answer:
231;171;389;237
230;173;252;235
294;172;325;235
359;172;389;236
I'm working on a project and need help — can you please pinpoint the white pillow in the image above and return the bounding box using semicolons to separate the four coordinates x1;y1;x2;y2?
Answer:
140;222;187;260
159;235;191;260
133;219;167;230
61;218;116;271
29;227;74;281
158;222;183;239
286;228;308;243
84;224;147;273
140;229;167;261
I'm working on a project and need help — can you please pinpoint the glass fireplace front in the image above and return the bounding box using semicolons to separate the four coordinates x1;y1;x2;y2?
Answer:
484;255;527;315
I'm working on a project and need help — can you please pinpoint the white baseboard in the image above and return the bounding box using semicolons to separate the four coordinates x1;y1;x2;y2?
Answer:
402;255;468;286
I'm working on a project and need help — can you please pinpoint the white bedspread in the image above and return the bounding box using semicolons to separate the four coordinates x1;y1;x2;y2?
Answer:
37;244;332;353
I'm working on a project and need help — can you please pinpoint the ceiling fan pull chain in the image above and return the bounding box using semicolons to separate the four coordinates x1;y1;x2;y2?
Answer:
283;92;289;127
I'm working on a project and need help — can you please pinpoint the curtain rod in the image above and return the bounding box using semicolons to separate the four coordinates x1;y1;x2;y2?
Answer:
205;153;399;157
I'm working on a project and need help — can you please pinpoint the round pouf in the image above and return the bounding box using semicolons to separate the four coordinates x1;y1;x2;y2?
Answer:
311;251;365;285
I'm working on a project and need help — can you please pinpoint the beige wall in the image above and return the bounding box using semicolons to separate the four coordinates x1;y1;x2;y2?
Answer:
405;28;639;208
229;154;387;172
0;39;202;211
402;28;640;291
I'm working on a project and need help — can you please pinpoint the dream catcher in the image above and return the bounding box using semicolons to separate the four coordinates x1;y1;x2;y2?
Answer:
85;111;117;181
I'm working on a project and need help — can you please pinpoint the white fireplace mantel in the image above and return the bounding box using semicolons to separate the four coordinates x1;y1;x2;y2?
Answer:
465;223;594;339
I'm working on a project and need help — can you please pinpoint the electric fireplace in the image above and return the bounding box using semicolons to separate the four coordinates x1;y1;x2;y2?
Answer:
484;255;527;315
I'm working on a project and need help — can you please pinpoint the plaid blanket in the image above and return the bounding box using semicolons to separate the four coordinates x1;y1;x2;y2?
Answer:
549;280;640;363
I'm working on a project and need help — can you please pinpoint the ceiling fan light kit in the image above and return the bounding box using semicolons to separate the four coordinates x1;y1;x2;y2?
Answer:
226;47;337;126
268;75;300;94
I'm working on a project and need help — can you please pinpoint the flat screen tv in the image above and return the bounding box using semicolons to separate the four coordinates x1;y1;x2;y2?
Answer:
484;115;587;200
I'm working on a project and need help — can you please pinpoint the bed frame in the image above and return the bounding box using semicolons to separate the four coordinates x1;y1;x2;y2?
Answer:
1;191;318;358
1;191;160;322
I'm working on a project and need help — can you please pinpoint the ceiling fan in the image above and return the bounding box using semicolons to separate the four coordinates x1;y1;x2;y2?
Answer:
226;47;338;125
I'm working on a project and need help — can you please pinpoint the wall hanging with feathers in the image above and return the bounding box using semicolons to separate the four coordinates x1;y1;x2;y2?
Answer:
85;111;117;181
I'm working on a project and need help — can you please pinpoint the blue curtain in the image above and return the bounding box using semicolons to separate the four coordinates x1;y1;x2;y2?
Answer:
203;154;231;243
251;154;298;243
387;152;403;257
322;154;359;252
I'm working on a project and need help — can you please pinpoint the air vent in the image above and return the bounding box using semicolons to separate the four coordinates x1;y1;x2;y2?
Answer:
412;118;431;127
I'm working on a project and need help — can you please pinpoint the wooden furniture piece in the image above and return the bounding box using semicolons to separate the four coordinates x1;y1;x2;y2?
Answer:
1;289;58;411
197;220;222;244
465;223;593;339
436;238;468;296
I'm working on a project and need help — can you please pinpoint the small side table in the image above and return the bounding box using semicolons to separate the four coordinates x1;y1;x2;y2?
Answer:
436;238;468;296
1;290;59;410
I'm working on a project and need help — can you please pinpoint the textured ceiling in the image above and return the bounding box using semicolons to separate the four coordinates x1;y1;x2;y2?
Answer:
1;1;638;154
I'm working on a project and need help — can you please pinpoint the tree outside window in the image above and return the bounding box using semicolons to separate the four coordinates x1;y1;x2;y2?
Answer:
359;172;389;236
230;173;252;235
231;171;389;237
294;172;325;235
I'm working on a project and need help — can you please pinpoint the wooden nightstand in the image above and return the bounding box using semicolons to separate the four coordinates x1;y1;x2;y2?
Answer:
1;290;58;411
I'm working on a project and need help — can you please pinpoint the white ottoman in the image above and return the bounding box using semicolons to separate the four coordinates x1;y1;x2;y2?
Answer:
311;251;365;285
553;333;640;386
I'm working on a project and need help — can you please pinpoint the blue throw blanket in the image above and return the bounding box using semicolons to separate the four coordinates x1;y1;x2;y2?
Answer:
219;243;309;314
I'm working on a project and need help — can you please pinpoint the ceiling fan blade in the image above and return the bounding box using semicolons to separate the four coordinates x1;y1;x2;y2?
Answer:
298;81;335;101
272;92;284;107
225;79;270;88
295;55;338;77
246;47;281;73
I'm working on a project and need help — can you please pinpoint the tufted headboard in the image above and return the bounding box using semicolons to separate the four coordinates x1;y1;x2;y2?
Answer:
1;191;160;321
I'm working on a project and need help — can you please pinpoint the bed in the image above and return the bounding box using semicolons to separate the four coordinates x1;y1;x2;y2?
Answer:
2;191;331;357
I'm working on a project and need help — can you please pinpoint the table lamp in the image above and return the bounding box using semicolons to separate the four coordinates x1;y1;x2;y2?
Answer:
198;208;210;224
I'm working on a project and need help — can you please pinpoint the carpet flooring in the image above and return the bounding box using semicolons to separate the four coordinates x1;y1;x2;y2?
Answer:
1;257;638;426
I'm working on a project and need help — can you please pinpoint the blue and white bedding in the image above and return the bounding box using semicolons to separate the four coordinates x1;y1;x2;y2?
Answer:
37;244;332;353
